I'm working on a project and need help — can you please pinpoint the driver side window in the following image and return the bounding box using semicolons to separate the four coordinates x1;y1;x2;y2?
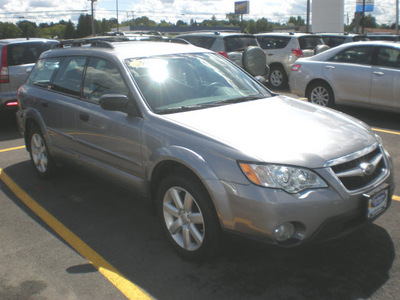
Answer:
83;57;129;104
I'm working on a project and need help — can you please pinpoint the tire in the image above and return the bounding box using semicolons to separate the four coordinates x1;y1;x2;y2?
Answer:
268;65;288;90
156;172;221;261
28;125;55;178
307;81;335;108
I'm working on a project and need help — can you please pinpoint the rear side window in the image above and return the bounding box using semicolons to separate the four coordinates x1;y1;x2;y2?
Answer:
257;36;290;49
375;47;400;69
27;58;62;87
298;36;324;50
52;57;87;96
180;36;216;50
224;36;258;52
329;46;373;65
6;41;58;66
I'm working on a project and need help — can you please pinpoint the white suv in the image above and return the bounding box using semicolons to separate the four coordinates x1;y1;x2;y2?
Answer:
255;33;325;89
176;32;269;77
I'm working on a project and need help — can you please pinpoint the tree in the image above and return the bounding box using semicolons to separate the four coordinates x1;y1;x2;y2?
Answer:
75;14;92;38
17;20;38;38
226;13;240;26
64;21;75;39
0;22;22;39
288;16;305;26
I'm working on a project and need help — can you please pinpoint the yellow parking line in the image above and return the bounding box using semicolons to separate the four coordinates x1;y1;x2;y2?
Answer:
372;128;400;136
393;195;400;202
0;146;25;153
0;167;151;300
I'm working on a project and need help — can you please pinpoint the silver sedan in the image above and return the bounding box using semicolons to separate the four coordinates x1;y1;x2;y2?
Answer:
289;41;400;113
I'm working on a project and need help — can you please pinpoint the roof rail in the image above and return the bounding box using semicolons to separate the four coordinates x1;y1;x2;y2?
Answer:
55;36;130;49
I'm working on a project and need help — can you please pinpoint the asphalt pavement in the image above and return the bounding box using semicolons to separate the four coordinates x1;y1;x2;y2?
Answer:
0;102;399;300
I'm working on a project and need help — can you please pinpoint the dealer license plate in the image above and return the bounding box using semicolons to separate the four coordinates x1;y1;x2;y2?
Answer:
367;189;388;219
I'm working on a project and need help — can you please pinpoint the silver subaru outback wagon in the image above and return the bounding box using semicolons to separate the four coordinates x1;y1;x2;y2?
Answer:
17;39;394;260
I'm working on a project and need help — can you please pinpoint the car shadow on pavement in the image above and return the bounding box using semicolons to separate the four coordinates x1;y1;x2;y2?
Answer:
2;160;396;300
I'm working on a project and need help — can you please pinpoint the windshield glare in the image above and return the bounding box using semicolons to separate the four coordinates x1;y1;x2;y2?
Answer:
126;53;270;114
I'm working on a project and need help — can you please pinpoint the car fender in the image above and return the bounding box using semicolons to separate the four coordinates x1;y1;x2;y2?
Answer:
146;145;235;224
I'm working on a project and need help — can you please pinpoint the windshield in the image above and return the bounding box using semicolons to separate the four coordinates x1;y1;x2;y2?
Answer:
126;53;270;114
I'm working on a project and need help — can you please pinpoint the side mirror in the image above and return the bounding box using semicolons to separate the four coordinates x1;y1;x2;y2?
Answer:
99;94;129;113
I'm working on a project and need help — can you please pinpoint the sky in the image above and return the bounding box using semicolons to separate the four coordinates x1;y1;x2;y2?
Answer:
0;0;397;27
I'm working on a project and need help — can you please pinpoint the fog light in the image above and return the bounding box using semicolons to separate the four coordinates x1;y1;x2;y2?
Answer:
273;223;295;242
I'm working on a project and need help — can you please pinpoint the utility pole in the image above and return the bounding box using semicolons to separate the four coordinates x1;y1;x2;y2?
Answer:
396;0;399;35
88;0;97;36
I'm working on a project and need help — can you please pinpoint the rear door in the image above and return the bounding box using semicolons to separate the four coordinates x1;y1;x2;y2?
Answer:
370;46;400;109
224;35;259;67
323;45;374;103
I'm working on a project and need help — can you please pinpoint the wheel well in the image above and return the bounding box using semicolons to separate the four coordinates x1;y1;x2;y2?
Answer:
149;161;202;204
269;62;285;72
305;79;334;99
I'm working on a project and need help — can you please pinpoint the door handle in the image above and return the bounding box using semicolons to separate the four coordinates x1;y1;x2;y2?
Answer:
268;53;274;56
41;101;48;108
325;66;335;70
79;113;89;122
373;71;384;76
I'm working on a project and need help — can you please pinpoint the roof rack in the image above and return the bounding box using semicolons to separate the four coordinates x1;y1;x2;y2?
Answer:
55;36;130;49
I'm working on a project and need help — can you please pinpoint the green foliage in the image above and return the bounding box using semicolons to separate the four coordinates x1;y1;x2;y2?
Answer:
0;22;23;39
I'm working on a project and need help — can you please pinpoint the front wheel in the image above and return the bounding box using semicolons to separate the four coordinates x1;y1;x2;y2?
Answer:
307;82;334;108
156;172;221;261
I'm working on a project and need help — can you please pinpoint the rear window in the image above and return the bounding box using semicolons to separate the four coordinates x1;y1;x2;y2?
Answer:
6;41;58;66
256;36;290;49
179;36;216;50
322;36;346;48
298;36;324;50
224;36;258;52
27;57;63;87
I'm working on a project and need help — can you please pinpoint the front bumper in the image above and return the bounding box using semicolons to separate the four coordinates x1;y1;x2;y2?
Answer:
210;162;394;247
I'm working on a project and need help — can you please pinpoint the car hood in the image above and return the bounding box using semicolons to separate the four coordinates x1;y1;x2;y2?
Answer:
163;96;376;168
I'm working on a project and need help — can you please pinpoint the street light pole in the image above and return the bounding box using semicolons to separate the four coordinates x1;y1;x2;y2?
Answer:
116;0;119;32
88;0;97;36
306;0;310;33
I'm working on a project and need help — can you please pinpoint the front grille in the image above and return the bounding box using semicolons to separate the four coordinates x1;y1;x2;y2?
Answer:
330;146;387;191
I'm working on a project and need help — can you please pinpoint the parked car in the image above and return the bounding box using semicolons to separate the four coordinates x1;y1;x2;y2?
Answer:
176;31;268;78
255;32;326;90
17;40;394;260
366;34;399;41
0;38;59;111
289;41;400;112
320;33;368;48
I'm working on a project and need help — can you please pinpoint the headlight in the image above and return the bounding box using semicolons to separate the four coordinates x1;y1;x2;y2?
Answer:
239;163;327;194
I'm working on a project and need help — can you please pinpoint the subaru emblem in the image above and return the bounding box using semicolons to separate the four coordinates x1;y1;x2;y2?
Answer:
360;162;375;176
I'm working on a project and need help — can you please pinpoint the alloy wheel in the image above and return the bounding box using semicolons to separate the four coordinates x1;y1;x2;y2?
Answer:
162;186;205;251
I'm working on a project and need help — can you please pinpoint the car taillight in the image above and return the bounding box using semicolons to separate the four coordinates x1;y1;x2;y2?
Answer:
291;49;303;58
217;51;229;58
291;64;301;71
0;45;9;83
6;101;18;107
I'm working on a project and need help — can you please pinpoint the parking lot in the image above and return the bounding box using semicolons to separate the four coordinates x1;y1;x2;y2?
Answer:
1;96;400;300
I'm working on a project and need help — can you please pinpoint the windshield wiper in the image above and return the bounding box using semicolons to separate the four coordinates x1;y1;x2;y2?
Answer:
212;95;265;106
157;104;209;114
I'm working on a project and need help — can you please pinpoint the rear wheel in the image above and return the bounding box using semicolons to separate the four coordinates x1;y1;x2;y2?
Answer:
156;172;221;261
28;125;55;178
268;65;288;90
307;81;334;108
